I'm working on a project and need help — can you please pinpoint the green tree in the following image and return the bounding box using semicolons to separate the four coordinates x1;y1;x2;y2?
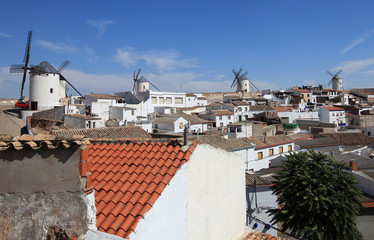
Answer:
268;151;363;240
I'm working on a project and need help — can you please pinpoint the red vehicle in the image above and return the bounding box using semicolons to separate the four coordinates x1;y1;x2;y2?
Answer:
15;99;29;109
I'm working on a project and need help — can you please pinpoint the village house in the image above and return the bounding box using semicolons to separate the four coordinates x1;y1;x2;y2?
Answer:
198;109;235;129
0;136;247;240
318;106;346;127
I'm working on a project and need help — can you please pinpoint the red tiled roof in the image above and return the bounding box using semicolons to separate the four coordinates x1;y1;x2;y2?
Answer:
323;88;337;91
244;231;286;240
82;141;198;239
323;107;344;111
362;201;374;208
294;89;310;93
274;106;292;112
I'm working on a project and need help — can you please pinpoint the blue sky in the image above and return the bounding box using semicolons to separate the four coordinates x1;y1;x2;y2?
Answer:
1;0;374;98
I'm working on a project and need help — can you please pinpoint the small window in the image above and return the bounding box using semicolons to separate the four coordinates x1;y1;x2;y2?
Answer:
269;149;274;156
219;116;222;120
175;97;183;104
165;97;172;104
93;122;96;128
258;152;263;160
159;98;164;104
179;122;183;129
279;147;283;154
151;97;157;104
288;145;292;152
50;88;53;93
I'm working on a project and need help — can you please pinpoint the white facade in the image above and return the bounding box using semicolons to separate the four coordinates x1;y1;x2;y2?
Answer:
127;144;246;240
29;73;65;110
109;107;141;124
246;185;278;236
228;122;253;139
233;142;294;171
153;117;188;133
318;107;346;127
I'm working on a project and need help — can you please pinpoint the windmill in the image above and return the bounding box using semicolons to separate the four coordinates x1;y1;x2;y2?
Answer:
132;68;161;93
231;68;259;93
10;31;85;110
327;70;343;90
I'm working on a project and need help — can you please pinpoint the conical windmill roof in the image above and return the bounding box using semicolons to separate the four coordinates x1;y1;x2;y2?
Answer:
31;61;58;73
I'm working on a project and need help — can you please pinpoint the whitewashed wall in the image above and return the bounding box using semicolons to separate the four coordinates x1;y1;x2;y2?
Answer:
91;102;109;125
246;186;278;236
129;164;188;240
186;144;246;240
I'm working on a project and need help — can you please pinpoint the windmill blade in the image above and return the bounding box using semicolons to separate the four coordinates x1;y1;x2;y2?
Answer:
60;74;85;99
231;78;238;88
327;70;334;77
149;81;161;92
9;64;25;73
135;68;141;80
23;31;32;66
328;79;333;86
249;81;260;92
57;60;70;72
20;68;28;99
231;68;241;88
334;69;342;78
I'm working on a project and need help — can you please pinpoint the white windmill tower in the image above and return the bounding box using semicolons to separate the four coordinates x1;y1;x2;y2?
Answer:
231;68;259;93
327;70;343;90
10;31;85;111
132;68;161;94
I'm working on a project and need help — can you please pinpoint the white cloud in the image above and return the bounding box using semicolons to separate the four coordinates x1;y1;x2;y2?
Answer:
0;32;11;38
114;48;198;72
63;69;131;95
36;40;78;54
87;20;116;37
340;29;374;54
331;58;374;75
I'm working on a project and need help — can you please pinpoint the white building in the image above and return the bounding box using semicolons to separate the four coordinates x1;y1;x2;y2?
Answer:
318;107;346;127
64;114;102;129
198;110;234;129
152;116;188;133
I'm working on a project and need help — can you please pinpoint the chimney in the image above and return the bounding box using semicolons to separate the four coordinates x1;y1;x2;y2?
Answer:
349;160;358;171
183;123;190;146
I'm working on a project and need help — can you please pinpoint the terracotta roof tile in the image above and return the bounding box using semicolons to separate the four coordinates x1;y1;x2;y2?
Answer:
85;141;196;238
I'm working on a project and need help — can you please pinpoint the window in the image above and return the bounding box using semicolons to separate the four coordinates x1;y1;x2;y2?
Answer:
219;116;222;120
332;113;335;117
228;115;231;120
179;122;183;129
279;147;283;154
269;148;274;156
131;110;134;115
93;122;96;128
159;98;164;104
258;152;263;160
165;97;172;104
288;145;292;152
50;88;53;93
151;97;157;104
238;107;242;111
175;97;183;104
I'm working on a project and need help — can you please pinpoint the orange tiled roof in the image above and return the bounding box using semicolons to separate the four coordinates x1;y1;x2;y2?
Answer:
244;231;286;240
362;201;374;208
323;107;344;111
274;106;292;112
82;141;197;239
